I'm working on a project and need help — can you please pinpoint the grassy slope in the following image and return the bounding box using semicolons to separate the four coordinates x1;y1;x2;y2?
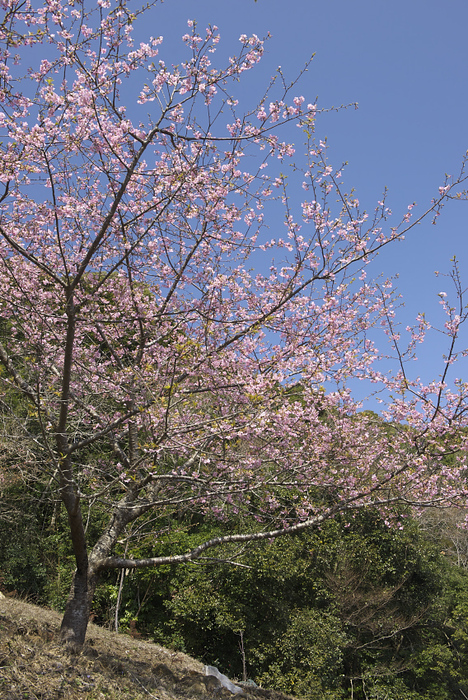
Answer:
0;596;292;700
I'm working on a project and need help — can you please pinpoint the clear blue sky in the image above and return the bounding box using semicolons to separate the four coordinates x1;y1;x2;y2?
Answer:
134;1;468;402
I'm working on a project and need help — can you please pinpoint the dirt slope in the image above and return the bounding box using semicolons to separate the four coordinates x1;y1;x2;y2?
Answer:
0;596;291;700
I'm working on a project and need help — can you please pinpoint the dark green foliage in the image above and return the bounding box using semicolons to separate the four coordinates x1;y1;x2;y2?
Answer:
257;609;347;699
0;477;56;603
3;482;468;699
0;472;111;611
105;510;468;699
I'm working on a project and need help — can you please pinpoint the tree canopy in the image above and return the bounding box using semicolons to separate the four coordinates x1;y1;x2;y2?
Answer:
0;0;467;652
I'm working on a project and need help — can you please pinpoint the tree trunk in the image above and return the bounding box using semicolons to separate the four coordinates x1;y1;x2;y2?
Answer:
58;505;133;651
59;493;145;651
60;566;99;652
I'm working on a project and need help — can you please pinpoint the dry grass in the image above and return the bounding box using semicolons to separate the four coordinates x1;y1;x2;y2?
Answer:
0;597;291;700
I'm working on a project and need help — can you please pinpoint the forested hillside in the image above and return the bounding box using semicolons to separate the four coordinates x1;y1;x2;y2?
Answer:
2;473;468;699
0;594;296;700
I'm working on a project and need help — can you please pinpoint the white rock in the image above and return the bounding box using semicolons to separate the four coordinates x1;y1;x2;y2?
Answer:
205;665;244;695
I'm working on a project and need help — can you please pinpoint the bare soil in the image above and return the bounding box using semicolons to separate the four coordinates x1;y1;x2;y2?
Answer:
0;596;291;700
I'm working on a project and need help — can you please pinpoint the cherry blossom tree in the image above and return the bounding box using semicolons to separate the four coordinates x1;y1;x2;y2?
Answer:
0;0;467;651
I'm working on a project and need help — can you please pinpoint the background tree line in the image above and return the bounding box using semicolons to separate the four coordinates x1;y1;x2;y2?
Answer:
2;461;468;700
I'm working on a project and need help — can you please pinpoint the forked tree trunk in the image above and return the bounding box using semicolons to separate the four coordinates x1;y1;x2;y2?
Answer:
59;479;144;651
59;504;133;651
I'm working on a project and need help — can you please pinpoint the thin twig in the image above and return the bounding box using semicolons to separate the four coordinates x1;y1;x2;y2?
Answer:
131;674;162;699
